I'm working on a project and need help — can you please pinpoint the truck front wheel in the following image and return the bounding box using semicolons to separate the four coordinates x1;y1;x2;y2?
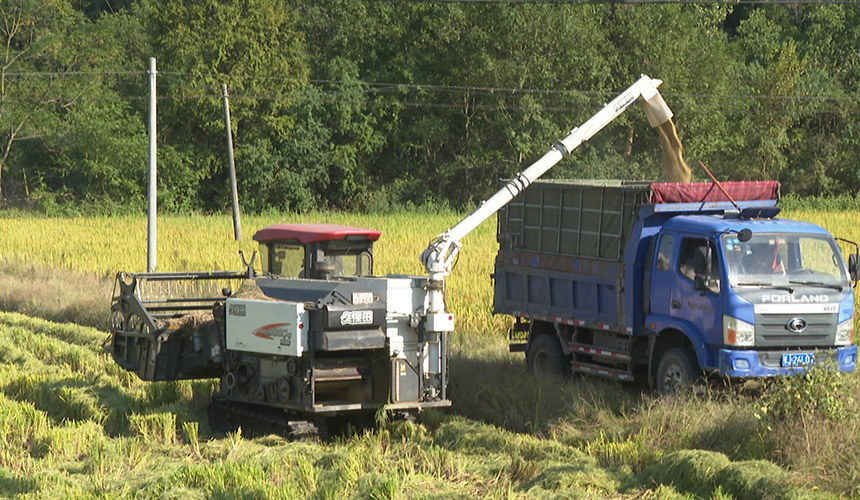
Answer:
655;347;697;395
527;334;569;379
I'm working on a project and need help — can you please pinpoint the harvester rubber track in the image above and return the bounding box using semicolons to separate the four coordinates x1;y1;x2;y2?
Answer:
208;397;327;441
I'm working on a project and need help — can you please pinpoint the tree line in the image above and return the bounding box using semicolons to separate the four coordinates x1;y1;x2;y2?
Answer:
2;0;859;214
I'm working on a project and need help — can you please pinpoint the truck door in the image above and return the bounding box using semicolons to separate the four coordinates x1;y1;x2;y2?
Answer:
673;237;722;349
649;234;723;355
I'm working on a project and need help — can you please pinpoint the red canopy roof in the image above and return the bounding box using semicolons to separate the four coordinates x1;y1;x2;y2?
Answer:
253;224;381;244
649;181;780;204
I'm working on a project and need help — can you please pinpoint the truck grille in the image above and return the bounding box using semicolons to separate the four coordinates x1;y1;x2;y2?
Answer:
755;312;836;347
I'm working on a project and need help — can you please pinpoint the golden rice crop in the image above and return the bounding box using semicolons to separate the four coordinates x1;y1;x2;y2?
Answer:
0;212;508;336
0;209;858;336
3;211;860;498
6;307;815;498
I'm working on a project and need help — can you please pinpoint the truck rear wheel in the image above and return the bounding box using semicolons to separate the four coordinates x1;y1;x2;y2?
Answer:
527;334;569;379
655;347;697;395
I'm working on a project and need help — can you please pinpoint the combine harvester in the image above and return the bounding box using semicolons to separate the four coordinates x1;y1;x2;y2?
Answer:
109;74;801;437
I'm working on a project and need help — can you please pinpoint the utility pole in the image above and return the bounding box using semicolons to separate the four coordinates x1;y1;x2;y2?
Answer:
147;57;157;272
222;83;242;241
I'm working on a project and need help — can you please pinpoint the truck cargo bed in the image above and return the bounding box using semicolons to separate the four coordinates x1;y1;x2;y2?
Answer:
494;250;624;331
494;179;781;333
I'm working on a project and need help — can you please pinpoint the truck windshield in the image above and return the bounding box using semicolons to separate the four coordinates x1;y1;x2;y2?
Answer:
722;233;848;289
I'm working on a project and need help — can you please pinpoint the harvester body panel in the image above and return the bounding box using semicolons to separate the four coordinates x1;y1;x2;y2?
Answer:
225;299;308;357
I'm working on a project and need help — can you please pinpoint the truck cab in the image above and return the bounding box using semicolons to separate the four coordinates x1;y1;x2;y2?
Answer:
254;223;380;280
648;214;858;379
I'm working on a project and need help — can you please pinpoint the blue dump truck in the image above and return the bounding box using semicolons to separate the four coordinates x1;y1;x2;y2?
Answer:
497;179;860;393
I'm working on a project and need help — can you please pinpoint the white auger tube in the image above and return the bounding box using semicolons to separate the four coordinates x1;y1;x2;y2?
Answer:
419;74;673;321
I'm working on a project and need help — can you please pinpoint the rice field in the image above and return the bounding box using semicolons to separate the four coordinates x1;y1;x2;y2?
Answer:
0;209;857;334
0;212;508;336
1;209;860;497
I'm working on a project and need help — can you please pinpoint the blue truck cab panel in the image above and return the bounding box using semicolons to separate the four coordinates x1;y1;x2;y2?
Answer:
496;180;858;387
645;214;857;376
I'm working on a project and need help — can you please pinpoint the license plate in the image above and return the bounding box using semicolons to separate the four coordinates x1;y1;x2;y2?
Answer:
781;353;815;367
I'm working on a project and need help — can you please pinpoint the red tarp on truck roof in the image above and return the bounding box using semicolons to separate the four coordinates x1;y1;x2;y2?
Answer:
649;181;779;204
253;224;382;244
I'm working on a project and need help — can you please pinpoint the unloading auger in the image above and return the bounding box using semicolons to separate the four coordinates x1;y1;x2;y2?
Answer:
420;74;676;333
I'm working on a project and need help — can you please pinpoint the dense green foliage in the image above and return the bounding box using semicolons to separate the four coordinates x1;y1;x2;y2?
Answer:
2;0;860;213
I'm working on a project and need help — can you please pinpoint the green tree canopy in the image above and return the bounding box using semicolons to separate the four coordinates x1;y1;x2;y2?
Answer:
2;1;860;213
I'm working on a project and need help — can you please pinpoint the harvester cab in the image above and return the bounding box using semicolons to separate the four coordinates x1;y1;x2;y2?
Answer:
254;224;380;280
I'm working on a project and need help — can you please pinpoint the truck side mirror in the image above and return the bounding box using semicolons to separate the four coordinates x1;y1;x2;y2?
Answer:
850;253;860;282
693;244;714;293
703;245;713;278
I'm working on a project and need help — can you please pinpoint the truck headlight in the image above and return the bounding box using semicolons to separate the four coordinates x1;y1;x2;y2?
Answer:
835;318;854;346
724;315;755;346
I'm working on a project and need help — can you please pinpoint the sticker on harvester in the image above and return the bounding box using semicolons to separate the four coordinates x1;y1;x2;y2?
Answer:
352;292;374;305
253;323;292;346
340;310;373;326
228;304;246;317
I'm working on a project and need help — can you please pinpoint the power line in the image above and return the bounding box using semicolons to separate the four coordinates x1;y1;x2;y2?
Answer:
2;71;145;77
2;93;859;114
421;0;860;4
6;70;860;103
4;70;860;117
3;93;860;117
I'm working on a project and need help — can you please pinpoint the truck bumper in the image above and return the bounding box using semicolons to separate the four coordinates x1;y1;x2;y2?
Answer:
718;345;858;378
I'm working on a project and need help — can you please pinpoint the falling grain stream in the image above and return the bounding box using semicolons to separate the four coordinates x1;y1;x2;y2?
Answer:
657;118;691;183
